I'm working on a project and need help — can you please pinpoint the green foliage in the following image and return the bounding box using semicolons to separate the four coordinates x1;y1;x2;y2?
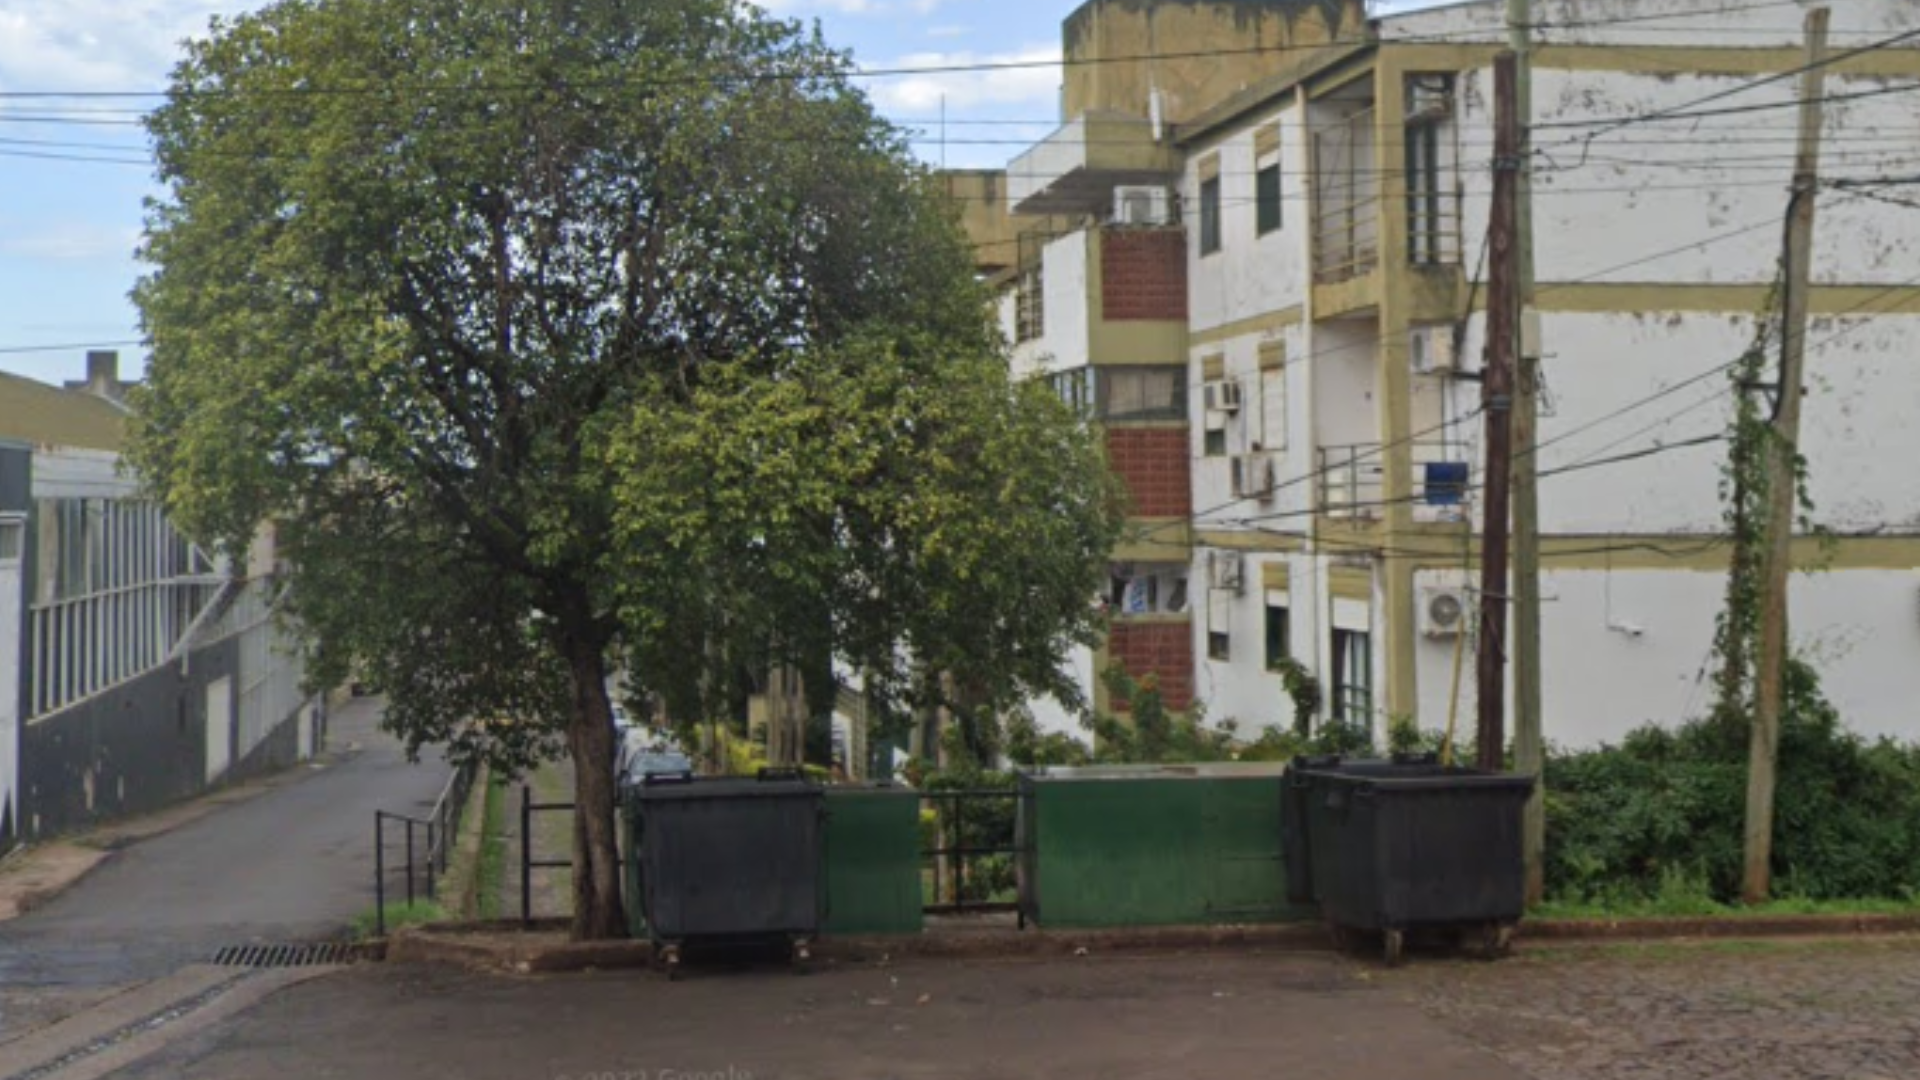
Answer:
1085;665;1237;764
353;899;447;940
1003;708;1095;768
1546;661;1920;905
132;0;1118;937
1273;657;1322;738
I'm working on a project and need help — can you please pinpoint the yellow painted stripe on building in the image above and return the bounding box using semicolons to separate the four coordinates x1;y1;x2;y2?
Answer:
1252;122;1280;159
1201;354;1226;381
1329;564;1371;601
1188;305;1305;349
1535;283;1920;317
1197;152;1221;182
1262;561;1290;590
1194;528;1304;553
1258;339;1286;371
1390;42;1920;80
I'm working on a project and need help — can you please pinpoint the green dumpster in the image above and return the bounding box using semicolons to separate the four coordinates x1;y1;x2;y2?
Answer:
822;786;924;935
1017;763;1303;928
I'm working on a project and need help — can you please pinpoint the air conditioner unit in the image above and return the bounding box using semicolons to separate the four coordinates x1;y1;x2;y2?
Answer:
1209;551;1245;592
1420;586;1469;637
1203;379;1243;413
1113;184;1172;226
1232;453;1276;500
1410;326;1457;374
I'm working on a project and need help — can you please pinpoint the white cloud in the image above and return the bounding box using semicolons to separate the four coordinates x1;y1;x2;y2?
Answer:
862;45;1059;114
910;0;943;14
0;222;140;261
755;0;888;15
0;2;241;95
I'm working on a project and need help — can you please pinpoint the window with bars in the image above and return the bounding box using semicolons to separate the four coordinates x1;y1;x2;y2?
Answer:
1016;264;1045;343
28;497;219;719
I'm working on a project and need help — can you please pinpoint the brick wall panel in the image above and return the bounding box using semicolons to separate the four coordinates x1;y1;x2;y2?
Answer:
1101;230;1188;321
1105;428;1191;518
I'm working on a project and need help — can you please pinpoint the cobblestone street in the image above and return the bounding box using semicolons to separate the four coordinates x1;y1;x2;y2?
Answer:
1394;937;1920;1080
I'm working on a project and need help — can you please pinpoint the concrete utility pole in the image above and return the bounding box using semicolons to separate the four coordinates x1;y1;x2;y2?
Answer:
1477;52;1521;774
1744;7;1829;905
1506;0;1546;906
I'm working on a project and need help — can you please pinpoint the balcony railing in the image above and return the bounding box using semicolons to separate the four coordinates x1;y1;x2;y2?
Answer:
1312;108;1379;285
1317;441;1471;520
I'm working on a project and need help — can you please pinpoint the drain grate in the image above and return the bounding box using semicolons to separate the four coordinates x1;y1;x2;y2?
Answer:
211;942;358;967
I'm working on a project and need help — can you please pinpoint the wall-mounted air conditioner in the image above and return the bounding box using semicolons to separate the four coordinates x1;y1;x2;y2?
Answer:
1231;453;1276;500
1410;326;1457;374
1113;185;1172;226
1420;586;1469;637
1203;379;1243;413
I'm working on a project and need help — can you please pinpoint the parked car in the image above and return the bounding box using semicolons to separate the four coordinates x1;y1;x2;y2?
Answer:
617;727;692;787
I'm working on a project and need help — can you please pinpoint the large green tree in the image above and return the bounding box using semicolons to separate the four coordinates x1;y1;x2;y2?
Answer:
133;0;1120;938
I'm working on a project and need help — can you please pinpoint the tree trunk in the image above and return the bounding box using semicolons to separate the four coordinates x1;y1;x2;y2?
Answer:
563;636;627;940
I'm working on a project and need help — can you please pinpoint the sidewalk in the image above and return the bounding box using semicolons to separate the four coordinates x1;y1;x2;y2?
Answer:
0;754;341;922
489;757;576;923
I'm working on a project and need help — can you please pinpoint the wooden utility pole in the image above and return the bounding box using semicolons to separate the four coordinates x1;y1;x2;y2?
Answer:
1744;7;1829;905
1506;0;1546;905
1476;52;1521;773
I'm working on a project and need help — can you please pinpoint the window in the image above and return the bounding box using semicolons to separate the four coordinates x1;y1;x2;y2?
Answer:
1208;628;1231;661
1015;265;1045;342
1331;628;1373;723
1255;163;1282;235
1204;428;1227;457
1098;367;1186;422
1405;74;1455;266
1265;602;1291;670
1048;368;1093;414
1199;176;1222;256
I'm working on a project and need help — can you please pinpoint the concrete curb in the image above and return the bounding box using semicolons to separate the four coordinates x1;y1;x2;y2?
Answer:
1523;913;1920;941
378;912;1920;975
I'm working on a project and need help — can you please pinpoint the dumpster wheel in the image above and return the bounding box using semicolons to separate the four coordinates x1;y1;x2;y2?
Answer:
791;936;814;975
1382;929;1406;967
656;942;684;981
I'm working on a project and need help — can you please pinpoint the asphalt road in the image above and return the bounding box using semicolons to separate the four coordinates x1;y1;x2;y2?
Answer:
110;952;1528;1080
0;695;451;998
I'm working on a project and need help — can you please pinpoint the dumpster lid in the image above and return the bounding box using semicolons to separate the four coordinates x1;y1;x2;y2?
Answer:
633;775;823;801
1019;761;1291;782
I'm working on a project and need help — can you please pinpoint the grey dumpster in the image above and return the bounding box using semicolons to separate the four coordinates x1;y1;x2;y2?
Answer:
632;770;824;973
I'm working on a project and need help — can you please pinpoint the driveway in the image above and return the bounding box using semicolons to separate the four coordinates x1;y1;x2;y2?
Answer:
0;695;450;1041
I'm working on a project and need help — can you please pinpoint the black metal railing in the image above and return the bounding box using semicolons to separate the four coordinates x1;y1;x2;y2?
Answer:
372;760;477;937
521;784;575;927
921;787;1023;920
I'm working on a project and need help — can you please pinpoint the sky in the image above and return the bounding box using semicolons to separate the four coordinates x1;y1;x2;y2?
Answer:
0;0;1433;384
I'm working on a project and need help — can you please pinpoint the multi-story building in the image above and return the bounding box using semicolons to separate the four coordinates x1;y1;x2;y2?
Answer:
970;0;1920;748
0;351;323;852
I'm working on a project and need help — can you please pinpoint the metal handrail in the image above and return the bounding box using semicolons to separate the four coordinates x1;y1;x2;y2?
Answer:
371;760;477;937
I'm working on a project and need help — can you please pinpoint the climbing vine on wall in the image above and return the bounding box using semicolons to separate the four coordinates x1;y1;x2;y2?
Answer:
1711;276;1826;729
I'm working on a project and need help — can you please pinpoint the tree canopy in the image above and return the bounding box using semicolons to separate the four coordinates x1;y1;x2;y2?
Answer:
133;0;1121;938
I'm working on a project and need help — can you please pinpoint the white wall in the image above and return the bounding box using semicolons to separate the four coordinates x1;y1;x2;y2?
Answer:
1186;103;1310;334
1189;322;1313;530
1009;231;1092;379
1413;565;1920;749
1027;643;1097;740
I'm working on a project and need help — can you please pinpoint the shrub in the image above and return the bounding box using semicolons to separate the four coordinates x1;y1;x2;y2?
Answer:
1545;660;1920;904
